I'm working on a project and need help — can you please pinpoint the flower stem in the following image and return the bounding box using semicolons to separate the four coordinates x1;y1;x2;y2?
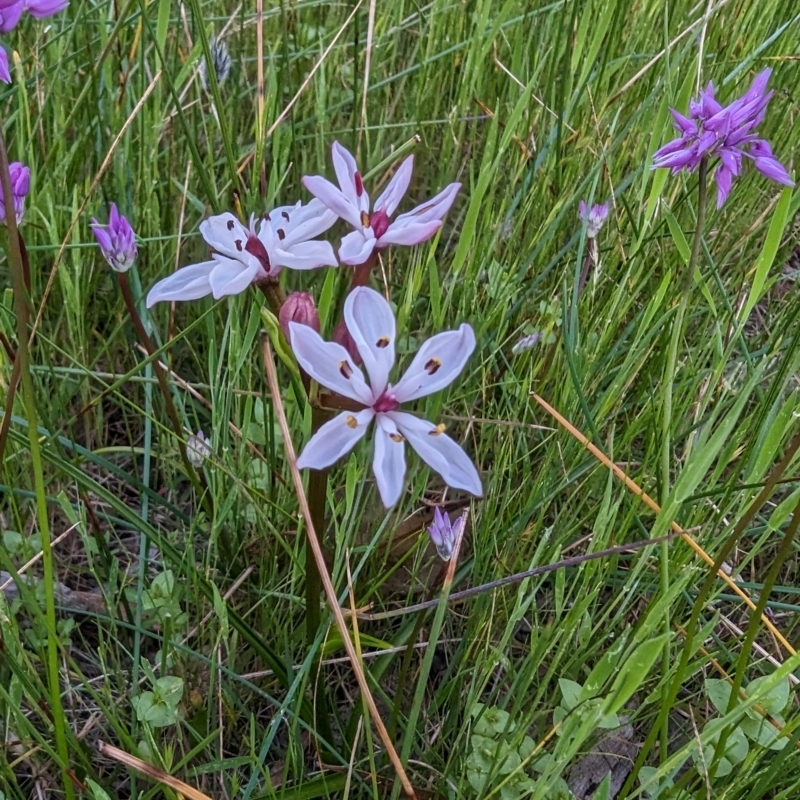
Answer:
349;251;378;290
305;407;330;640
0;133;76;800
657;155;708;762
117;272;212;517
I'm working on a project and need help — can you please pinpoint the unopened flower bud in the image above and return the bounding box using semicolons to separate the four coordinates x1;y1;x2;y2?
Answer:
0;161;30;224
331;319;361;365
427;507;465;562
279;292;320;340
91;203;138;272
578;200;609;239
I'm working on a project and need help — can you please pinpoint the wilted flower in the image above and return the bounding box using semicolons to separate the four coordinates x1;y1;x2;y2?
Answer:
0;161;29;224
578;200;609;238
291;286;482;507
279;292;320;339
302;142;461;265
200;36;232;91
427;507;465;561
511;332;540;355
186;430;211;466
91;203;137;272
146;200;337;307
652;69;794;208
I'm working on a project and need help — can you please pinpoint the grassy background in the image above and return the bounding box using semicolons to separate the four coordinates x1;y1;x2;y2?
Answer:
2;0;800;797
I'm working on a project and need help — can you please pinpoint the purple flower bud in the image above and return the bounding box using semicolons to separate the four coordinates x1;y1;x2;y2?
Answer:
279;292;320;340
331;319;362;366
0;161;30;224
25;0;69;19
427;507;465;561
0;45;10;83
578;200;609;238
91;203;137;272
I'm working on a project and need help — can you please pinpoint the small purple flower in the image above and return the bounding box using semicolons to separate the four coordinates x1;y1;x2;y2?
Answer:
186;430;211;467
652;69;794;208
578;200;609;238
511;332;540;355
302;142;461;266
427;507;465;561
0;45;9;83
0;160;29;224
91;203;137;272
291;287;482;507
25;0;69;19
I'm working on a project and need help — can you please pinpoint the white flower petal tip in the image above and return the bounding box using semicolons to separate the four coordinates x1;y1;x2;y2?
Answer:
344;287;396;397
145;262;215;307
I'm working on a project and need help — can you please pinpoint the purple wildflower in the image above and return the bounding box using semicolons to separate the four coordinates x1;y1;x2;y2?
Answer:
0;160;29;224
91;203;138;272
652;69;794;208
578;200;609;238
427;507;465;561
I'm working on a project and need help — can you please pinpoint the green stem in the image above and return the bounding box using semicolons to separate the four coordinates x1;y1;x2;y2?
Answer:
657;156;708;763
0;134;76;800
117;273;213;518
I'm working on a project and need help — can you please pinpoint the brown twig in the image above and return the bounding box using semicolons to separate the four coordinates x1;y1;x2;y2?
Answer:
260;333;417;799
531;392;796;656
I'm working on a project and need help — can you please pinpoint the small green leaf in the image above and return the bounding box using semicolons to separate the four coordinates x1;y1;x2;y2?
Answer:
705;678;733;716
746;674;790;716
559;678;584;711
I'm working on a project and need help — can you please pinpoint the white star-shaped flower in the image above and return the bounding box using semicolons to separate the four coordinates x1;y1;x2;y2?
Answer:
290;286;482;507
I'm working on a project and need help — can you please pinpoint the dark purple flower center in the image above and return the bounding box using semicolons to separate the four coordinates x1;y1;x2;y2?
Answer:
373;390;399;413
245;234;271;273
370;209;390;239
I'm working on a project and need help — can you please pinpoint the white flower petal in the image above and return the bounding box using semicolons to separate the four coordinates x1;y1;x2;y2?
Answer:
280;198;339;246
274;240;338;271
373;155;414;217
208;258;260;299
393;182;461;226
145;262;215;307
389;411;482;496
344;287;396;397
302;174;363;230
296;409;374;470
339;229;377;265
200;213;248;259
289;322;374;405
332;141;370;214
392;324;476;402
377;219;442;248
373;415;407;506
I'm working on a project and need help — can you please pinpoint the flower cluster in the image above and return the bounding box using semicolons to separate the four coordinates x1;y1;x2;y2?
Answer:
91;203;137;272
145;142;460;306
132;142;476;507
578;200;609;239
652;69;794;208
0;0;68;82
